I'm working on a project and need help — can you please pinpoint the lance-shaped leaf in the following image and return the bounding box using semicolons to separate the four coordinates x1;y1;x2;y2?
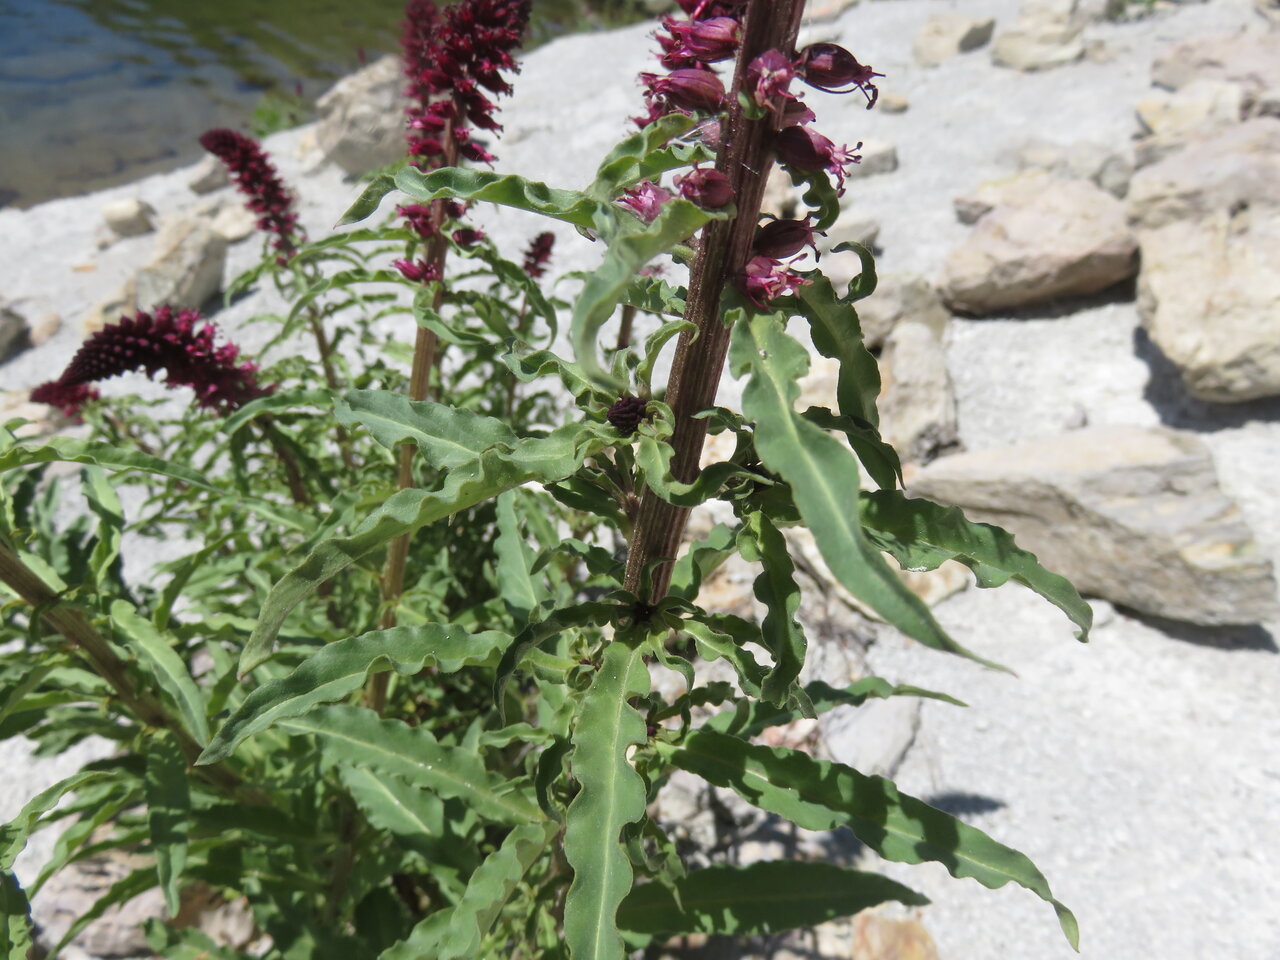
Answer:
658;730;1078;949
397;166;606;230
1;870;34;960
111;601;210;746
0;437;216;491
380;822;554;960
278;705;538;825
495;490;545;629
241;422;608;673
729;312;1000;670
564;636;651;960
1;771;108;872
144;730;190;916
337;392;517;467
740;511;806;705
200;624;510;765
859;490;1091;642
617;861;926;936
794;277;881;430
337;172;398;225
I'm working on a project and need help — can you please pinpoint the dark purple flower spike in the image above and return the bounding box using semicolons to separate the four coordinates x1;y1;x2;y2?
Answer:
199;129;303;259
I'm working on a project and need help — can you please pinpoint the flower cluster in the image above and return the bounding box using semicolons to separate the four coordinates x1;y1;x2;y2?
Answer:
738;216;822;308
198;129;302;259
30;307;269;416
638;1;747;127
401;0;532;171
521;232;556;278
606;395;650;435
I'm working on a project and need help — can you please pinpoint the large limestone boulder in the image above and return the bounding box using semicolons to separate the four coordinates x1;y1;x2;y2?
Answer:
1014;138;1133;197
1151;31;1280;108
877;322;959;465
939;178;1137;314
909;426;1280;626
1127;118;1280;228
912;15;996;68
953;168;1056;224
315;55;410;176
1138;206;1280;402
1135;79;1245;141
133;217;227;311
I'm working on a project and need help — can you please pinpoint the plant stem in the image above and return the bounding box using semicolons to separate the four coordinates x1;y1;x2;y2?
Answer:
623;0;806;603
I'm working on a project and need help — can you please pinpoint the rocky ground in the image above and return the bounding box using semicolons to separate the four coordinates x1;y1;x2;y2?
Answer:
2;0;1279;957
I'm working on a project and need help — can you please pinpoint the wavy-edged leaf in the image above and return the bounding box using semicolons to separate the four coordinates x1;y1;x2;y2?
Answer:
222;388;333;435
280;705;538;824
1;871;33;960
397;166;605;229
588;114;701;200
338;391;516;467
740;511;805;705
660;730;1078;949
1;770;107;871
860;490;1091;641
794;276;881;429
618;860;926;936
380;821;554;960
563;635;651;960
80;465;122;587
241;422;608;673
668;522;737;602
0;437;216;490
109;601;210;746
801;405;901;493
501;345;604;403
201;624;511;765
729;311;1000;670
681;616;767;699
495;490;544;629
338;172;398;225
144;730;190;916
339;766;444;840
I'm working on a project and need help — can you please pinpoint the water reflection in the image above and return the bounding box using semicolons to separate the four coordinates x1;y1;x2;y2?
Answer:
0;0;651;208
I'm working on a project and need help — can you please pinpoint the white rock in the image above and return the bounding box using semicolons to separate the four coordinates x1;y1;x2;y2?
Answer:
940;178;1137;314
1135;79;1245;140
26;312;61;347
1151;30;1280;105
101;197;156;238
908;426;1280;626
133;217;227;311
820;696;921;779
991;23;1084;71
820;213;881;262
1138;206;1280;402
878;92;909;114
1015;138;1133;196
187;154;229;194
912;15;996;68
1127;118;1280;229
953;168;1056;224
848;139;898;179
315;55;410;176
850;273;950;349
877;322;960;465
209;201;258;243
1;302;31;364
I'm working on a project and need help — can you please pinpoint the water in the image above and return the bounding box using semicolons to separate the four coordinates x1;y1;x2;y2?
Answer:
0;0;654;209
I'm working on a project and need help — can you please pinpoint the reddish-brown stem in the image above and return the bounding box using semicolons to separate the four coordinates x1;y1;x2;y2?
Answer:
623;0;806;602
616;303;637;354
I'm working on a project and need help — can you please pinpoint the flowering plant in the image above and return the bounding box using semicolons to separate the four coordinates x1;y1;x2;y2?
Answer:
0;1;1089;957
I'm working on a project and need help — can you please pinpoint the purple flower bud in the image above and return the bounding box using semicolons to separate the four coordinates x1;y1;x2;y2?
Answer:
641;67;727;113
398;203;436;239
606;395;649;435
522;232;556;278
617;180;674;223
774;125;862;194
747;49;796;107
796;43;884;107
452;227;485;246
393;258;441;283
661;16;740;66
753;217;820;260
675;166;734;208
738;255;811;309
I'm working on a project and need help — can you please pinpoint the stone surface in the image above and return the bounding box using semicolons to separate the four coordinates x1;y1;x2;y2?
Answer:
852;273;950;350
1127;118;1280;228
207;199;258;243
1151;30;1280;106
132;217;227;311
1014;137;1133;196
909;426;1280;625
27;312;61;347
848;139;898;179
877;322;960;465
1135;79;1245;140
186;154;229;194
940;178;1137;314
1;302;31;364
315;55;409;176
33;847;163;958
912;15;997;68
1138;206;1280;402
878;92;910;114
821;212;881;256
101;197;156;238
991;23;1084;71
953;168;1055;224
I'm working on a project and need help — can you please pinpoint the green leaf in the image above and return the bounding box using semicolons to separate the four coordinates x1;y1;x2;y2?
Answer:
740;511;806;705
729;311;1000;670
495;490;544;629
0;872;33;960
618;860;927;936
337;172;398;225
564;635;651;960
667;522;737;603
660;730;1078;949
0;770;107;871
110;601;210;746
241;422;609;673
860;490;1092;642
588;114;701;200
280;706;539;824
80;465;122;587
144;730;190;916
339;766;444;840
200;624;511;765
380;822;554;960
52;864;157;955
397;166;606;230
830;240;878;302
0;437;217;490
794;275;882;429
338;391;517;467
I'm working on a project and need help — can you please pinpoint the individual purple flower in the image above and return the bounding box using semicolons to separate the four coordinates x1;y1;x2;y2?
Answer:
521;232;556;278
452;227;485;247
30;307;268;415
618;180;674;223
747;49;796;109
393;258;442;283
795;43;884;108
774;125;862;194
29;381;100;420
398;203;436;240
660;16;740;67
198;129;302;257
780;98;816;128
640;67;727;115
675;166;734;208
738;255;811;309
674;0;748;15
754;217;821;261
